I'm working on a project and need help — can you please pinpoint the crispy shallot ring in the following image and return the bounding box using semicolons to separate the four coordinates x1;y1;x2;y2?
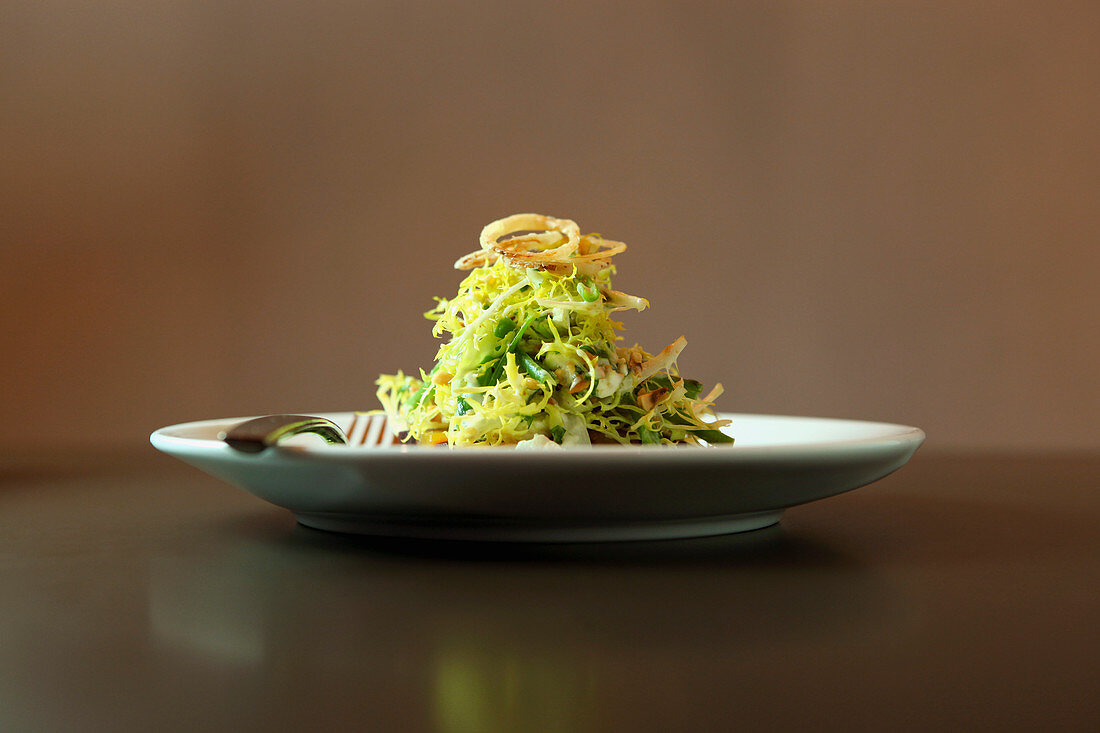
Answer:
454;249;498;270
574;235;627;260
455;214;628;272
480;213;581;262
498;235;627;269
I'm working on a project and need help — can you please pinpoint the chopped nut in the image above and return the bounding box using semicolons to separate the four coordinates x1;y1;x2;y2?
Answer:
637;387;668;411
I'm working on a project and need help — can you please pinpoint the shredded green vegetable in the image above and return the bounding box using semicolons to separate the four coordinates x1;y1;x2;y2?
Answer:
375;217;732;448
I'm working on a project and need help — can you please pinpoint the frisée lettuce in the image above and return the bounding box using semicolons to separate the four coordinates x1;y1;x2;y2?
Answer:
375;213;732;448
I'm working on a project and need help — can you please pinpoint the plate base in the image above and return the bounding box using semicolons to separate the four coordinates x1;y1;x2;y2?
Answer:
294;510;783;543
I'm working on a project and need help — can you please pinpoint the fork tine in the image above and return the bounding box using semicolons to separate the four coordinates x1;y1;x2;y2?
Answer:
374;414;402;446
345;412;401;447
364;413;385;446
346;413;361;444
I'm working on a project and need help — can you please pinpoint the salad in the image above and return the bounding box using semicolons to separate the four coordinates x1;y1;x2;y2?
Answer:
375;213;732;448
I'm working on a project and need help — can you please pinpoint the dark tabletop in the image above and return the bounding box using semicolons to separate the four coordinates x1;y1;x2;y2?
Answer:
1;449;1097;732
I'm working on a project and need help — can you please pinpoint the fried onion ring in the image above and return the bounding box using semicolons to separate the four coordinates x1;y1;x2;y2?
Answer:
454;214;628;272
480;213;581;260
453;249;498;270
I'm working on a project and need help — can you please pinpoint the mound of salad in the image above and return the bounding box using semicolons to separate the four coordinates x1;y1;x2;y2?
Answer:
375;213;732;448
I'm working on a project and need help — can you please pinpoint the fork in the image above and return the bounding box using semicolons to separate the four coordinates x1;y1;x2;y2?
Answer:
344;412;402;447
222;413;398;452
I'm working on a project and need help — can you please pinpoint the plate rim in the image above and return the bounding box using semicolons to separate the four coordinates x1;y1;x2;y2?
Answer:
150;412;926;462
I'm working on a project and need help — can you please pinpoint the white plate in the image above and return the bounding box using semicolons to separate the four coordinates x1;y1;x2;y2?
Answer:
150;413;923;542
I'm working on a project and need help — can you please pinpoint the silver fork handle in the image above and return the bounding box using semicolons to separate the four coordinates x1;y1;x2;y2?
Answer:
221;415;348;453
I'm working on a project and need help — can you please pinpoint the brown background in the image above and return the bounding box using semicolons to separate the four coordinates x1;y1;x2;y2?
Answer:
2;1;1097;452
